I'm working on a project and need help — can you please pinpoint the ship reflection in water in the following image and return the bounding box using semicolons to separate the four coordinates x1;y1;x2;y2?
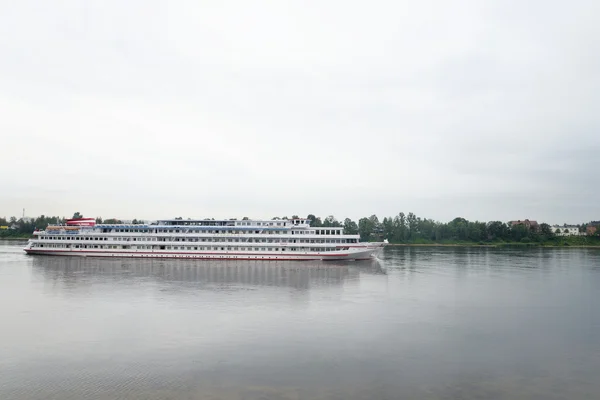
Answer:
31;256;386;292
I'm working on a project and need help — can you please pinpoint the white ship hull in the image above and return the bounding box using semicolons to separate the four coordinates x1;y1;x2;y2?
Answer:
24;245;383;261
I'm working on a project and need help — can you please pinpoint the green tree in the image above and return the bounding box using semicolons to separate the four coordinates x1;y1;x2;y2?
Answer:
72;212;83;219
382;217;394;241
486;221;509;241
358;217;375;241
510;224;530;241
323;215;341;227
343;218;358;234
539;223;553;238
406;212;418;240
393;213;407;242
417;218;438;241
307;214;322;227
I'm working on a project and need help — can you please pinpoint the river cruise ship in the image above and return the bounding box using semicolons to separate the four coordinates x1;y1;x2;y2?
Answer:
24;217;386;261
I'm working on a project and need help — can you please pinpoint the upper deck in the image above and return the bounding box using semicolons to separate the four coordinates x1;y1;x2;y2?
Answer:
157;218;311;228
38;218;346;236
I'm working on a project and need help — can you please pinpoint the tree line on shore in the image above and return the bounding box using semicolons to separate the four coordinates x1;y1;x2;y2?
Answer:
305;213;599;243
1;212;598;243
0;214;134;237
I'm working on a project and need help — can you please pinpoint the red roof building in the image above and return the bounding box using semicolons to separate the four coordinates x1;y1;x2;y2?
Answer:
509;219;539;230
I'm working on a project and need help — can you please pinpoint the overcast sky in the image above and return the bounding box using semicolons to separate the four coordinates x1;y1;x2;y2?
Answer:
1;0;598;224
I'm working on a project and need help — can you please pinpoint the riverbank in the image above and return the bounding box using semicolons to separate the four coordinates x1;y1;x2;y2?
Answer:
385;239;600;248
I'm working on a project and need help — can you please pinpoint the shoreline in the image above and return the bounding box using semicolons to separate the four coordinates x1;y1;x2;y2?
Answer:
386;243;496;247
385;243;600;248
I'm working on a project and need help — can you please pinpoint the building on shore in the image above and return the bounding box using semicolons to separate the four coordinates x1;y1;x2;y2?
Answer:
509;219;539;230
586;225;598;236
551;225;582;236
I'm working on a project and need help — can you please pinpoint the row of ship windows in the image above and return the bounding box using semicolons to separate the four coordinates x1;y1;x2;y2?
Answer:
100;229;343;235
35;244;344;252
239;221;286;226
165;221;292;227
39;236;357;244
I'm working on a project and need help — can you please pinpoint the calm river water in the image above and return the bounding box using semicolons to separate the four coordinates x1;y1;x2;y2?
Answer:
1;241;599;399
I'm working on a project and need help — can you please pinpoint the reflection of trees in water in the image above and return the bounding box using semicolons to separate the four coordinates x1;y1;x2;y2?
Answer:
32;257;385;291
383;246;569;275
